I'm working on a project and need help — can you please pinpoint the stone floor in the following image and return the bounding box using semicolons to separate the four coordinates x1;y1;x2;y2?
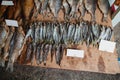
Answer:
0;64;120;80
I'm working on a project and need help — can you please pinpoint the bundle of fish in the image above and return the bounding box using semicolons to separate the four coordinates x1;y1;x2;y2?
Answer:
0;22;25;72
0;20;113;72
33;0;110;22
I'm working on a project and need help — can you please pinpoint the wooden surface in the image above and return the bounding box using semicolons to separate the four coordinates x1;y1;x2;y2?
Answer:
18;7;120;74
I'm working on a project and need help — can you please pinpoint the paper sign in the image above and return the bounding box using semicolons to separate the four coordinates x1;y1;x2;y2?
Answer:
112;11;120;27
1;1;14;6
99;40;116;53
67;49;84;58
5;19;18;27
108;0;115;6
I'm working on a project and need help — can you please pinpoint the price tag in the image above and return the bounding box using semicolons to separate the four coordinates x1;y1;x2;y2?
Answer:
99;40;116;53
1;1;14;6
5;19;18;27
67;49;84;58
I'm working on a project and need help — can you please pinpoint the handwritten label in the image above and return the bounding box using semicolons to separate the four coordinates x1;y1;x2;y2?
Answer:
99;40;116;53
1;1;14;6
5;19;18;27
67;49;84;58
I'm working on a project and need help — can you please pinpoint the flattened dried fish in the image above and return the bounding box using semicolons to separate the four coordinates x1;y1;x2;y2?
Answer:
84;0;97;22
6;27;25;72
98;0;110;22
43;44;49;65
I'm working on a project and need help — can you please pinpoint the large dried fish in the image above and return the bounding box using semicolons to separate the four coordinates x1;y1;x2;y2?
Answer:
6;27;25;72
22;0;34;20
41;0;49;17
84;0;97;22
68;0;79;19
0;27;14;67
63;0;71;21
98;0;110;22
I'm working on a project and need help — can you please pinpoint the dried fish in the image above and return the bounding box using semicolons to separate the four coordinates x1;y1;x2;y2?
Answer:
43;44;49;65
36;44;41;65
98;0;110;22
55;44;64;65
53;23;61;44
6;27;25;72
62;0;71;21
41;0;49;17
68;0;79;19
84;0;97;22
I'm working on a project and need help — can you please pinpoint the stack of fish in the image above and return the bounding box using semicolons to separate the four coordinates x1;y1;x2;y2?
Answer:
34;0;110;22
0;21;112;72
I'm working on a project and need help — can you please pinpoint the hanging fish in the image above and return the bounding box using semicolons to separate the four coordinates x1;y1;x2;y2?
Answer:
53;23;61;44
6;26;25;72
22;0;34;20
34;0;42;18
43;44;49;65
39;43;45;63
0;27;15;67
41;0;50;17
62;0;71;21
0;22;9;67
55;44;64;65
68;0;79;19
98;0;110;22
36;44;41;65
84;0;97;22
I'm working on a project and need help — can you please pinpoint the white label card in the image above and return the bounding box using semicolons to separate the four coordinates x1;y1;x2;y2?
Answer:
99;40;116;53
67;49;84;58
5;19;18;27
1;1;14;6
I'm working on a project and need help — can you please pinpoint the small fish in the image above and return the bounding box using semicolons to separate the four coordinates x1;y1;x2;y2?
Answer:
84;0;97;22
35;22;40;44
53;23;61;44
49;0;56;18
60;23;68;45
55;44;64;65
98;0;110;22
74;23;81;44
36;44;41;65
26;42;33;62
39;43;45;63
43;44;49;65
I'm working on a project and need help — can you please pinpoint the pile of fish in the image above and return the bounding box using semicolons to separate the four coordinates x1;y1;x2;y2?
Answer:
34;0;110;22
0;21;113;72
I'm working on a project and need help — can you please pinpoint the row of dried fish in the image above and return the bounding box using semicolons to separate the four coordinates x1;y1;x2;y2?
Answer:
0;21;112;72
25;21;113;47
34;0;110;22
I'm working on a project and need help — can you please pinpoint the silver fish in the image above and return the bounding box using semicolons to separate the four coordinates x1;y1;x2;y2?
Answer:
36;44;41;65
35;23;40;44
84;0;97;22
49;0;56;18
43;44;49;65
55;44;64;65
53;23;61;44
39;43;45;63
74;23;81;44
98;0;110;22
26;42;33;62
60;23;68;45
